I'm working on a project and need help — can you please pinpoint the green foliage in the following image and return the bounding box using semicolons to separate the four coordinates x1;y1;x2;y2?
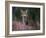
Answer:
12;8;21;20
15;8;21;19
12;7;40;21
28;8;40;21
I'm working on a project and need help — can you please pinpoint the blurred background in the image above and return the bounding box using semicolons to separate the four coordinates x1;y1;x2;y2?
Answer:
12;7;40;31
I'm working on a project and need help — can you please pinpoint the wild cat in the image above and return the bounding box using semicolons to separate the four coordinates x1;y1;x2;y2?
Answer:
12;8;40;31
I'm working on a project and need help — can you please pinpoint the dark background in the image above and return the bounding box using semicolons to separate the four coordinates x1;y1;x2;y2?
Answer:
12;7;40;30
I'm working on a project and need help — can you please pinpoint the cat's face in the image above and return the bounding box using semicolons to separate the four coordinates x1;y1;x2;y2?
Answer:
20;8;28;16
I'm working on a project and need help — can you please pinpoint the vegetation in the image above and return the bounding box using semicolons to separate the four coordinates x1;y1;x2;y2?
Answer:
12;7;40;22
